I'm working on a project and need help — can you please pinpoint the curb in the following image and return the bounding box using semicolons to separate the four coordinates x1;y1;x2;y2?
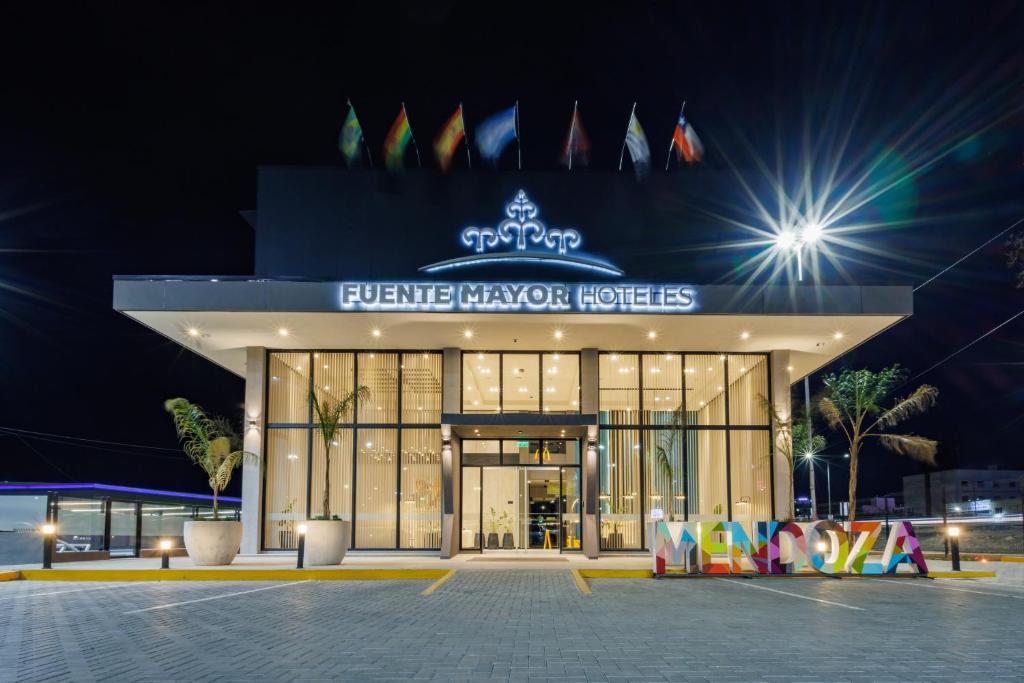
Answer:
17;568;449;582
570;568;593;594
577;569;652;579
927;571;997;579
0;571;20;582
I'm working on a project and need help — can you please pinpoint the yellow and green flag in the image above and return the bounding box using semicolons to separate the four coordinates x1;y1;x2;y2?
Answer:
383;104;419;171
338;101;366;167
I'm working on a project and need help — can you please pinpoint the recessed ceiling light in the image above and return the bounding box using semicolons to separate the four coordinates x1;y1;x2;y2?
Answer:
372;328;381;338
740;331;750;340
647;331;657;340
464;329;473;339
833;331;844;340
554;330;564;340
278;327;289;337
787;365;794;372
186;327;199;337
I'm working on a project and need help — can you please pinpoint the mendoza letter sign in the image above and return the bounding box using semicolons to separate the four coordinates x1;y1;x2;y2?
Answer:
339;281;697;313
651;520;929;576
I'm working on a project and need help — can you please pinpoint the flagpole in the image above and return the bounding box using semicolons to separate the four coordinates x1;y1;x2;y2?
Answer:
515;100;521;170
665;100;685;171
460;103;471;169
568;100;578;171
619;102;636;171
348;99;374;168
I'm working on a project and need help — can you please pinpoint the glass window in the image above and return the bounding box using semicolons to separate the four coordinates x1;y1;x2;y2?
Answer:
357;353;399;424
401;353;442;423
542;353;579;413
502;353;540;412
141;502;188;551
463;353;500;413
600;353;639;425
599;429;641;549
687;430;728;521
313;352;355;416
643;354;683;425
109;502;138;556
0;494;46;533
354;428;397;548
463;439;501;466
264;428;310;549
461;467;481;549
502;438;540;465
729;431;773;535
56;497;105;552
400;429;442;549
560;467;582;550
728;355;770;425
645;429;686;524
685;354;726;425
268;352;310;423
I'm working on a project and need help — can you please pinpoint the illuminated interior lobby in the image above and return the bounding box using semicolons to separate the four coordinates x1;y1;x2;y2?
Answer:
112;168;914;558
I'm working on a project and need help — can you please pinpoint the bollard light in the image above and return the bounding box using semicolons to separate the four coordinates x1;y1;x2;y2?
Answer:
946;526;961;572
159;538;173;569
41;523;56;569
296;524;308;569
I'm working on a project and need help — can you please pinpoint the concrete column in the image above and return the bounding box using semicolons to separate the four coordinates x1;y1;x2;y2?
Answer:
769;350;794;521
580;349;600;557
241;347;266;554
440;425;462;558
442;347;461;414
582;424;600;558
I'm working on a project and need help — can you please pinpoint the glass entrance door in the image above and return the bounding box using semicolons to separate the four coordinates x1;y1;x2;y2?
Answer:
525;468;559;549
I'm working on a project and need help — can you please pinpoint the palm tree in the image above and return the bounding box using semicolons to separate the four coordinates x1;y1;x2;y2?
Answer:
818;366;938;521
164;398;251;520
310;385;369;519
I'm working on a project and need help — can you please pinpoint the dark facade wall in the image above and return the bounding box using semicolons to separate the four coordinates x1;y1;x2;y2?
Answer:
254;167;732;282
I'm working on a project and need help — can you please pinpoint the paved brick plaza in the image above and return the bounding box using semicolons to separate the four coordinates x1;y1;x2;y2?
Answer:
1;569;1022;682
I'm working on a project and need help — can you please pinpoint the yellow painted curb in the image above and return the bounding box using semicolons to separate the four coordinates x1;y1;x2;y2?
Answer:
1000;556;1024;564
570;569;592;594
577;569;653;579
421;570;455;595
929;571;997;579
0;570;21;582
18;568;449;582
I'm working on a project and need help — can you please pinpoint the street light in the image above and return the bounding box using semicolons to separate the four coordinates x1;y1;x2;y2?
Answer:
296;524;308;569
776;220;825;281
946;526;961;571
159;539;173;569
41;523;56;569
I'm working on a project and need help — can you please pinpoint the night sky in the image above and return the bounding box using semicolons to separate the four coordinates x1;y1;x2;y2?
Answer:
0;2;1021;502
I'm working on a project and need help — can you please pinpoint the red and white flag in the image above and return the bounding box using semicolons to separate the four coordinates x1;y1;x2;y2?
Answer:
669;106;704;165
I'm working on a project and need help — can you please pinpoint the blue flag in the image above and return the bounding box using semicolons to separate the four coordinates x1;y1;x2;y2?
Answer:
475;105;517;164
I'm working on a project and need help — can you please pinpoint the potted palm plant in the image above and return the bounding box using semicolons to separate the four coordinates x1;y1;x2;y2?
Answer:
164;398;251;565
306;385;369;565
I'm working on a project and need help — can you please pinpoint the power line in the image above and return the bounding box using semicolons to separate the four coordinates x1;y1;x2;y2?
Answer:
914;215;1023;292
0;425;180;452
910;307;1024;382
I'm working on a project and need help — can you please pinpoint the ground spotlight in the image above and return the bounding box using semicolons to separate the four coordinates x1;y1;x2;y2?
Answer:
159;538;173;569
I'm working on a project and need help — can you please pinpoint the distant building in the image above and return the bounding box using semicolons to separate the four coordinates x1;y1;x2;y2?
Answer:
902;469;1024;516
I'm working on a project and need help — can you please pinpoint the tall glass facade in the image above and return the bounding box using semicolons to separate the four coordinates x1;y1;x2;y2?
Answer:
263;348;772;554
599;352;772;550
263;351;442;550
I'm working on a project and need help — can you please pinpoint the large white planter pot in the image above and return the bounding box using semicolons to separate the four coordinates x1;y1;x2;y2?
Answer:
183;520;243;566
304;520;350;566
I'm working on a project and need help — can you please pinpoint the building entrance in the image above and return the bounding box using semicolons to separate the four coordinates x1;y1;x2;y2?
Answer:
460;439;581;552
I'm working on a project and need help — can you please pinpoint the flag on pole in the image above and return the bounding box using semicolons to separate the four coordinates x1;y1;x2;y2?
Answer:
339;101;369;167
561;101;591;170
434;104;468;172
619;103;650;179
475;104;518;165
670;106;704;165
383;104;420;171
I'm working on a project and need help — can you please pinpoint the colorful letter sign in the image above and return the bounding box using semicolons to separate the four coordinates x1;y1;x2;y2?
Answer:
652;520;928;577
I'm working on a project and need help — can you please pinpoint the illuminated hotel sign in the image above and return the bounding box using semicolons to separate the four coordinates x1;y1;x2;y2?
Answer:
339;282;696;313
419;190;625;276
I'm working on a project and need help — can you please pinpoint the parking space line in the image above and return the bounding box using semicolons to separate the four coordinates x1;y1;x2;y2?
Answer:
866;578;1024;599
714;578;864;610
421;570;455;596
123;580;311;614
570;569;592;595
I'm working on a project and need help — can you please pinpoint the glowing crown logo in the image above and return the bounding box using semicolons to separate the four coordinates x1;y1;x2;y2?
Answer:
419;189;623;276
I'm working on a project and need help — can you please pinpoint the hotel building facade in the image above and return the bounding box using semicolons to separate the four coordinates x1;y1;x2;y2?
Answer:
113;168;912;558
